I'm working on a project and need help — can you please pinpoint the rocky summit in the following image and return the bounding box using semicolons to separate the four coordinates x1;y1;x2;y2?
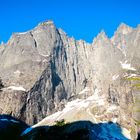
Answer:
0;20;140;139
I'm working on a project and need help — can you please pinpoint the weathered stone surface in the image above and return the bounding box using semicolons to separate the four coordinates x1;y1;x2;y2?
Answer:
0;89;27;120
0;20;140;139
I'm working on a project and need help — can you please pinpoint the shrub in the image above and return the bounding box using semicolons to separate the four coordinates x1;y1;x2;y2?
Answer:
55;119;66;126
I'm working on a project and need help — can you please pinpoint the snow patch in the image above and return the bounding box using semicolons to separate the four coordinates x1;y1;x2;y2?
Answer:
127;74;138;78
39;53;49;57
7;86;26;91
112;118;118;123
112;75;119;81
34;88;105;127
14;70;21;74
17;32;28;35
21;127;33;136
43;59;48;63
120;61;136;71
78;87;90;95
66;99;81;108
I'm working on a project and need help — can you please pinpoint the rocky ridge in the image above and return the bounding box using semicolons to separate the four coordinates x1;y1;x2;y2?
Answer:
0;20;140;139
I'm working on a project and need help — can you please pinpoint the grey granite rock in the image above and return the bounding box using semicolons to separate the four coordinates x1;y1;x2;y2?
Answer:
0;20;140;139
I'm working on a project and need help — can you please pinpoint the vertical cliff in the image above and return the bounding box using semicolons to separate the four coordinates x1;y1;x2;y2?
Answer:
0;20;140;139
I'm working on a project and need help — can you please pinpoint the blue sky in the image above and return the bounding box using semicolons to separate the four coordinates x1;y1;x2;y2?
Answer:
0;0;140;43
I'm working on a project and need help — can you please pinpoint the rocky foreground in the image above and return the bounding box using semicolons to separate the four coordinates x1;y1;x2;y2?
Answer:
0;115;131;140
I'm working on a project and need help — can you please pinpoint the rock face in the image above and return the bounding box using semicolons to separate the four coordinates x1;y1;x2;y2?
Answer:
0;20;140;139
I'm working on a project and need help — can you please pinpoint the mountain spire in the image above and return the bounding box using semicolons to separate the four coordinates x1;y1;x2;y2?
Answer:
115;22;133;35
92;30;110;46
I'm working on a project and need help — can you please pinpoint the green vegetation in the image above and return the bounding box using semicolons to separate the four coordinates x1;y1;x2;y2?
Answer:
55;119;66;127
91;107;99;114
134;119;140;127
125;76;140;89
130;126;137;139
134;98;140;102
133;108;140;112
125;77;140;81
132;83;140;89
125;75;140;139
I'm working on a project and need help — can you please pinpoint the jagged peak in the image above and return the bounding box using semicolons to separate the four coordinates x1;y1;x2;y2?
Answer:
58;28;67;35
111;23;133;44
119;22;129;28
115;22;133;35
92;30;109;44
97;30;108;38
76;39;87;46
32;20;57;34
77;39;86;43
15;20;55;36
38;19;55;27
5;20;56;45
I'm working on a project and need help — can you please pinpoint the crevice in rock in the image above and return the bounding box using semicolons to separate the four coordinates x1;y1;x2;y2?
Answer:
73;67;76;83
30;32;37;48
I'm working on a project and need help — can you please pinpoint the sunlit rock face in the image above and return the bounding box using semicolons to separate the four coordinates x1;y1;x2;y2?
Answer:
0;20;140;139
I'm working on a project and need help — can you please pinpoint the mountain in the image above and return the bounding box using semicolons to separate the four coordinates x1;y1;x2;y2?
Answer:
0;20;140;139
